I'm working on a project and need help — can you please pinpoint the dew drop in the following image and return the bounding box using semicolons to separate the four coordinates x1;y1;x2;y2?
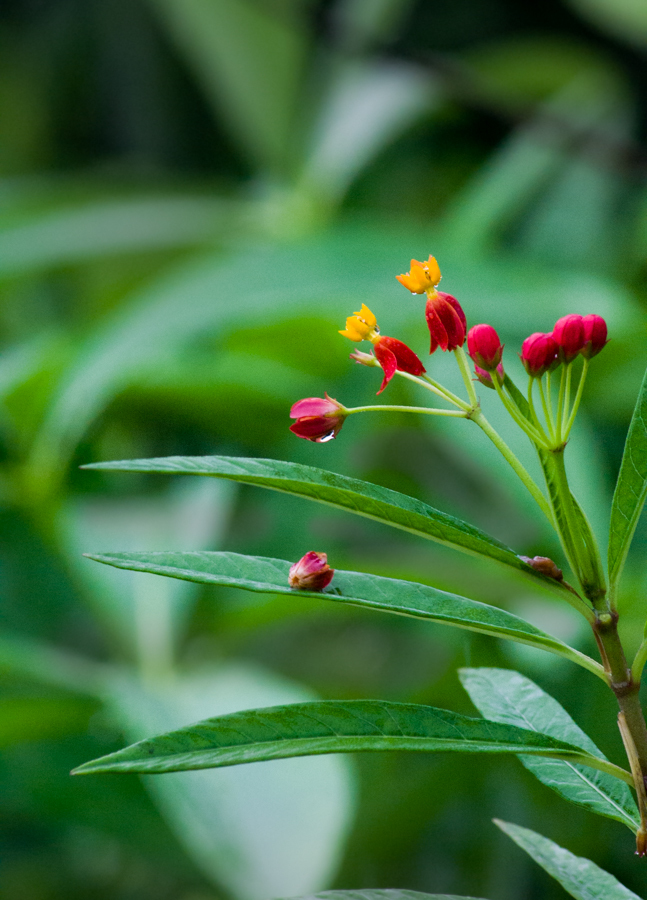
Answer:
316;431;336;443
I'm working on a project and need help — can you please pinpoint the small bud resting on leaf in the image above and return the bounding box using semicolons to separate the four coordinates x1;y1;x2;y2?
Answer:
290;395;347;442
519;555;563;581
581;314;608;359
425;291;466;353
468;324;503;371
288;551;334;591
396;255;441;294
474;362;504;389
340;304;425;393
521;332;559;378
553;314;585;363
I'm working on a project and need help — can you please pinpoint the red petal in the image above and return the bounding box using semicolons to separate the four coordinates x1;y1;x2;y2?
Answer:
373;343;397;394
377;336;426;376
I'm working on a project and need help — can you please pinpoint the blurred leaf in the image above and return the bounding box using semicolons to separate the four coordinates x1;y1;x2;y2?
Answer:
82;455;579;600
106;664;354;900
0;195;233;277
608;365;647;597
0;695;96;746
284;893;486;900
63;478;236;663
0;631;108;696
73;698;631;781
147;0;307;173
331;0;416;52
300;59;436;205
495;819;642;899
460;667;639;831
566;0;647;49
84;550;604;676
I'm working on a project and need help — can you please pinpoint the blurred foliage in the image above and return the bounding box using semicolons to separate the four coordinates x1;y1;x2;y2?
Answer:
2;0;647;897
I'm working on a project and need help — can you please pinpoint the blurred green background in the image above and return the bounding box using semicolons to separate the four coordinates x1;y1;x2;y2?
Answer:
2;0;647;897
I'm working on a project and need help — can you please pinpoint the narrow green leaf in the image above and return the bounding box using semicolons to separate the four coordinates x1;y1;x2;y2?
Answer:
71;698;631;780
281;893;486;900
84;550;604;678
495;820;642;900
460;668;639;831
608;365;647;591
82;455;577;601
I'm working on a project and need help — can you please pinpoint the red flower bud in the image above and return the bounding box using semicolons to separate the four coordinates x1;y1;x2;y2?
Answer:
289;394;346;443
474;362;504;389
467;324;503;371
373;336;425;394
288;551;334;591
425;291;466;353
521;332;559;378
581;314;608;359
553;314;585;363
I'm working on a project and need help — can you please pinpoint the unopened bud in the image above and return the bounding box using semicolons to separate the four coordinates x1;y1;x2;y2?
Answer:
468;324;503;371
553;314;585;363
581;314;608;359
519;555;563;581
288;551;334;591
521;333;559;378
474;362;504;389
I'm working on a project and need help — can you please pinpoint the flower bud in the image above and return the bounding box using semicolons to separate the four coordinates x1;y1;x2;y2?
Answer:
467;324;503;371
426;291;466;353
519;555;563;581
289;394;346;443
373;336;425;394
288;551;334;591
474;362;504;389
581;314;608;359
521;332;559;378
553;314;585;363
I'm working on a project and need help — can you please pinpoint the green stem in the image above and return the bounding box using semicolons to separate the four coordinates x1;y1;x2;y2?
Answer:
471;409;554;523
419;374;469;410
493;377;550;447
556;366;567;443
632;637;647;685
545;371;556;434
561;363;573;438
564;359;589;437
537;379;556;443
348;404;467;418
454;345;479;406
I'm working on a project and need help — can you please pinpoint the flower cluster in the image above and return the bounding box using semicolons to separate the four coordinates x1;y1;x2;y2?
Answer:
288;253;608;453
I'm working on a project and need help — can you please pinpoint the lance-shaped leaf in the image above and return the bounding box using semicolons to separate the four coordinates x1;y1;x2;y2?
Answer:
83;551;604;678
460;668;639;832
609;366;647;592
280;893;486;900
71;698;633;781
495;820;642;900
82;456;575;600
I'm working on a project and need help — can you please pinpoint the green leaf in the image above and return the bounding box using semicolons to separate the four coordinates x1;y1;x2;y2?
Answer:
83;550;604;678
460;667;639;831
71;698;632;780
81;455;578;602
280;893;486;900
495;820;642;900
608;365;647;592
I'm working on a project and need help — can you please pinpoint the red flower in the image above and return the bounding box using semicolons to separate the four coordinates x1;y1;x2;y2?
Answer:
289;395;346;442
474;362;504;389
553;314;585;363
521;332;559;378
288;551;334;591
425;291;466;353
581;314;608;359
373;336;425;394
467;324;503;371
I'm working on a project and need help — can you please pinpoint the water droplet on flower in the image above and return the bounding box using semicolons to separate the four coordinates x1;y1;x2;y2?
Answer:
316;431;336;443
